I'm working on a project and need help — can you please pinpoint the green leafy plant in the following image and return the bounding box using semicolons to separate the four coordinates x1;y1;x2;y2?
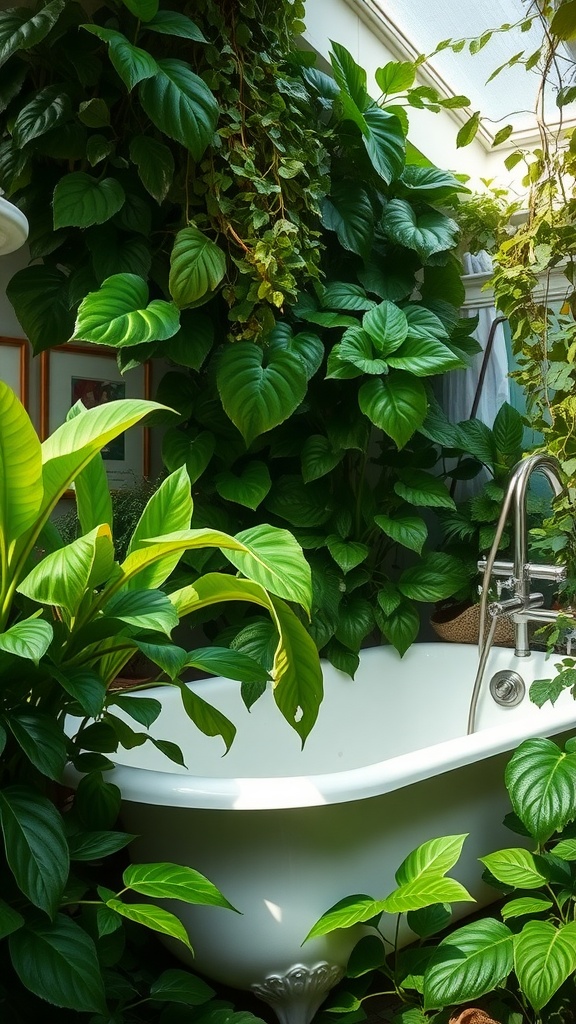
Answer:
307;735;576;1023
0;2;485;666
0;380;321;1018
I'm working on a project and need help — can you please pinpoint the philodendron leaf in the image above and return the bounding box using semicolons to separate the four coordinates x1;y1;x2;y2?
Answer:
186;647;269;684
129;135;174;203
139;58;218;161
217;342;307;446
305;894;384;941
383;876;474;914
398;552;464;602
514;920;576;1012
12;85;71;148
336;327;389;374
123;862;236;909
162;427;215;484
395;836;468;886
18;525;115;618
0;618;52;663
382;199;459;260
269;324;324;380
0;1;65;67
215;461;272;509
326;537;369;573
0;382;43;549
301;435;344;483
505;737;576;842
7;713;68;781
362;103;406;183
359;372;428;449
378;600;419;656
374;513;428;554
106;898;193;952
178;681;236;752
321;182;374;257
9;914;106;1014
394;470;456;510
387;335;464;376
146;10;208;41
0;786;69;917
362;300;408;355
480;848;548;890
53;172;125;229
423;918;514;1010
74;273;180;347
226;524;312;614
105;589;179;635
322;281;375;311
169;226;226;308
83;25;158;91
170;574;323;742
150;969;214;1005
6;264;74;353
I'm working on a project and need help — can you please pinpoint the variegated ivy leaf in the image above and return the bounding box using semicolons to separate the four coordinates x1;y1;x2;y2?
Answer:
74;273;180;347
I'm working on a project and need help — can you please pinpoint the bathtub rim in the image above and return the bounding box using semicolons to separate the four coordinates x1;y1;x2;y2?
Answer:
64;644;576;811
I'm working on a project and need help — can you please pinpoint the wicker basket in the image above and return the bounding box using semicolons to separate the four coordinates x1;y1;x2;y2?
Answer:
430;601;515;647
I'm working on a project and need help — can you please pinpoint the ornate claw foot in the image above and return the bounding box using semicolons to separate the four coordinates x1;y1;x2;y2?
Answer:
251;962;344;1024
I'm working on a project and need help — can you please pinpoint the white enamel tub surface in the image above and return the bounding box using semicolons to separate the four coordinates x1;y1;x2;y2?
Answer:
83;644;576;1024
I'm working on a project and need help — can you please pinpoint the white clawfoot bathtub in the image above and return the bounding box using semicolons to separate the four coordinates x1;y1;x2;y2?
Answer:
95;643;575;1024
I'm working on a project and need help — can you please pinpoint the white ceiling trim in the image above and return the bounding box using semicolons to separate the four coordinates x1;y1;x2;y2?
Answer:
344;0;576;151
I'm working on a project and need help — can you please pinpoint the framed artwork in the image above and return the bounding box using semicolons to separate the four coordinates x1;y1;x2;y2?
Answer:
0;336;28;404
40;345;151;490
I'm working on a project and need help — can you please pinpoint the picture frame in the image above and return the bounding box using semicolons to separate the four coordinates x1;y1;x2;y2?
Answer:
0;336;29;404
40;345;151;490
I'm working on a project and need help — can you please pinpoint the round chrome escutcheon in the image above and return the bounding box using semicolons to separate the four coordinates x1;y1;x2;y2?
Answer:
489;670;526;707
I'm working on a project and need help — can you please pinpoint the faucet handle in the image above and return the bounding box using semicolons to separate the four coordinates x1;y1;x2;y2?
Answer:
477;558;514;577
525;563;567;583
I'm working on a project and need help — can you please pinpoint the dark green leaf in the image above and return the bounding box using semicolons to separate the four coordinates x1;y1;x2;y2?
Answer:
9;914;106;1013
139;58;218;161
0;786;69;916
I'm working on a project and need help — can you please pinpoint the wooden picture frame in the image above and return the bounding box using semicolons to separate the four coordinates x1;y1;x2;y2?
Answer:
40;345;151;490
0;336;28;404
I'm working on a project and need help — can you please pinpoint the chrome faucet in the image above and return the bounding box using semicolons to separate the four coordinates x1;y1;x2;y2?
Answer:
477;453;567;658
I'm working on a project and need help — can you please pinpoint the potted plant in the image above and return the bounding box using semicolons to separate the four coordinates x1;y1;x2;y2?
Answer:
0;380;321;1017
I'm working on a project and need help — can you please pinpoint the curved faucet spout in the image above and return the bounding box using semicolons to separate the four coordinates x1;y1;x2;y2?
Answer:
478;453;567;659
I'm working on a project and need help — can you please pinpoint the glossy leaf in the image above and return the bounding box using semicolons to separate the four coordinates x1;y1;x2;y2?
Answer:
336;327;388;374
378;600;419;656
362;103;406;183
0;899;24;940
6;264;75;353
139;58;218;161
301;435;344;483
129;135;174;203
395;835;468;886
123;861;235;909
0;381;43;546
68;830;135;861
162;428;214;484
9;914;106;1013
146;11;207;41
501;896;553;921
480;848;547;890
105;589;179;636
376;60;416;95
322;281;375;311
18;525;115;617
13;85;70;148
0;618;52;664
492;401;524;455
359;372;428;449
74;273;180;347
424;918;513;1009
387;335;464;375
362;300;408;354
0;1;65;66
383;199;459;260
169;226;226;308
53;667;106;717
330;41;368;107
178;682;236;752
186;646;269;684
106;899;193;952
8;713;68;781
0;786;69;916
383;876;473;914
217;343;307;446
394;470;456;509
505;737;576;842
305;894;383;941
215;461;272;509
75;772;121;831
321;182;373;257
53;172;124;229
514;920;576;1012
269;325;324;380
150;969;214;1005
327;537;369;573
374;513;428;554
226;524;312;613
398;552;464;602
84;25;158;91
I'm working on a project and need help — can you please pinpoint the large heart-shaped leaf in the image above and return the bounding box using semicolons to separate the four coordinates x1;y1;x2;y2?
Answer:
162;427;215;484
383;199;459;260
398;552;463;602
326;537;369;574
53;172;125;229
269;324;324;380
424;918;514;1009
217;343;307;446
399;166;469;202
514;920;576;1012
6;264;75;353
264;475;332;527
374;513;428;554
139;58;218;161
9;914;106;1013
83;25;158;91
378;600;419;655
0;382;43;547
301;435;344;482
74;273;180;347
362;300;408;355
0;786;69;917
362;103;406;184
505;738;576;843
215;461;272;509
169;226;226;308
321;182;374;257
359;372;427;448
